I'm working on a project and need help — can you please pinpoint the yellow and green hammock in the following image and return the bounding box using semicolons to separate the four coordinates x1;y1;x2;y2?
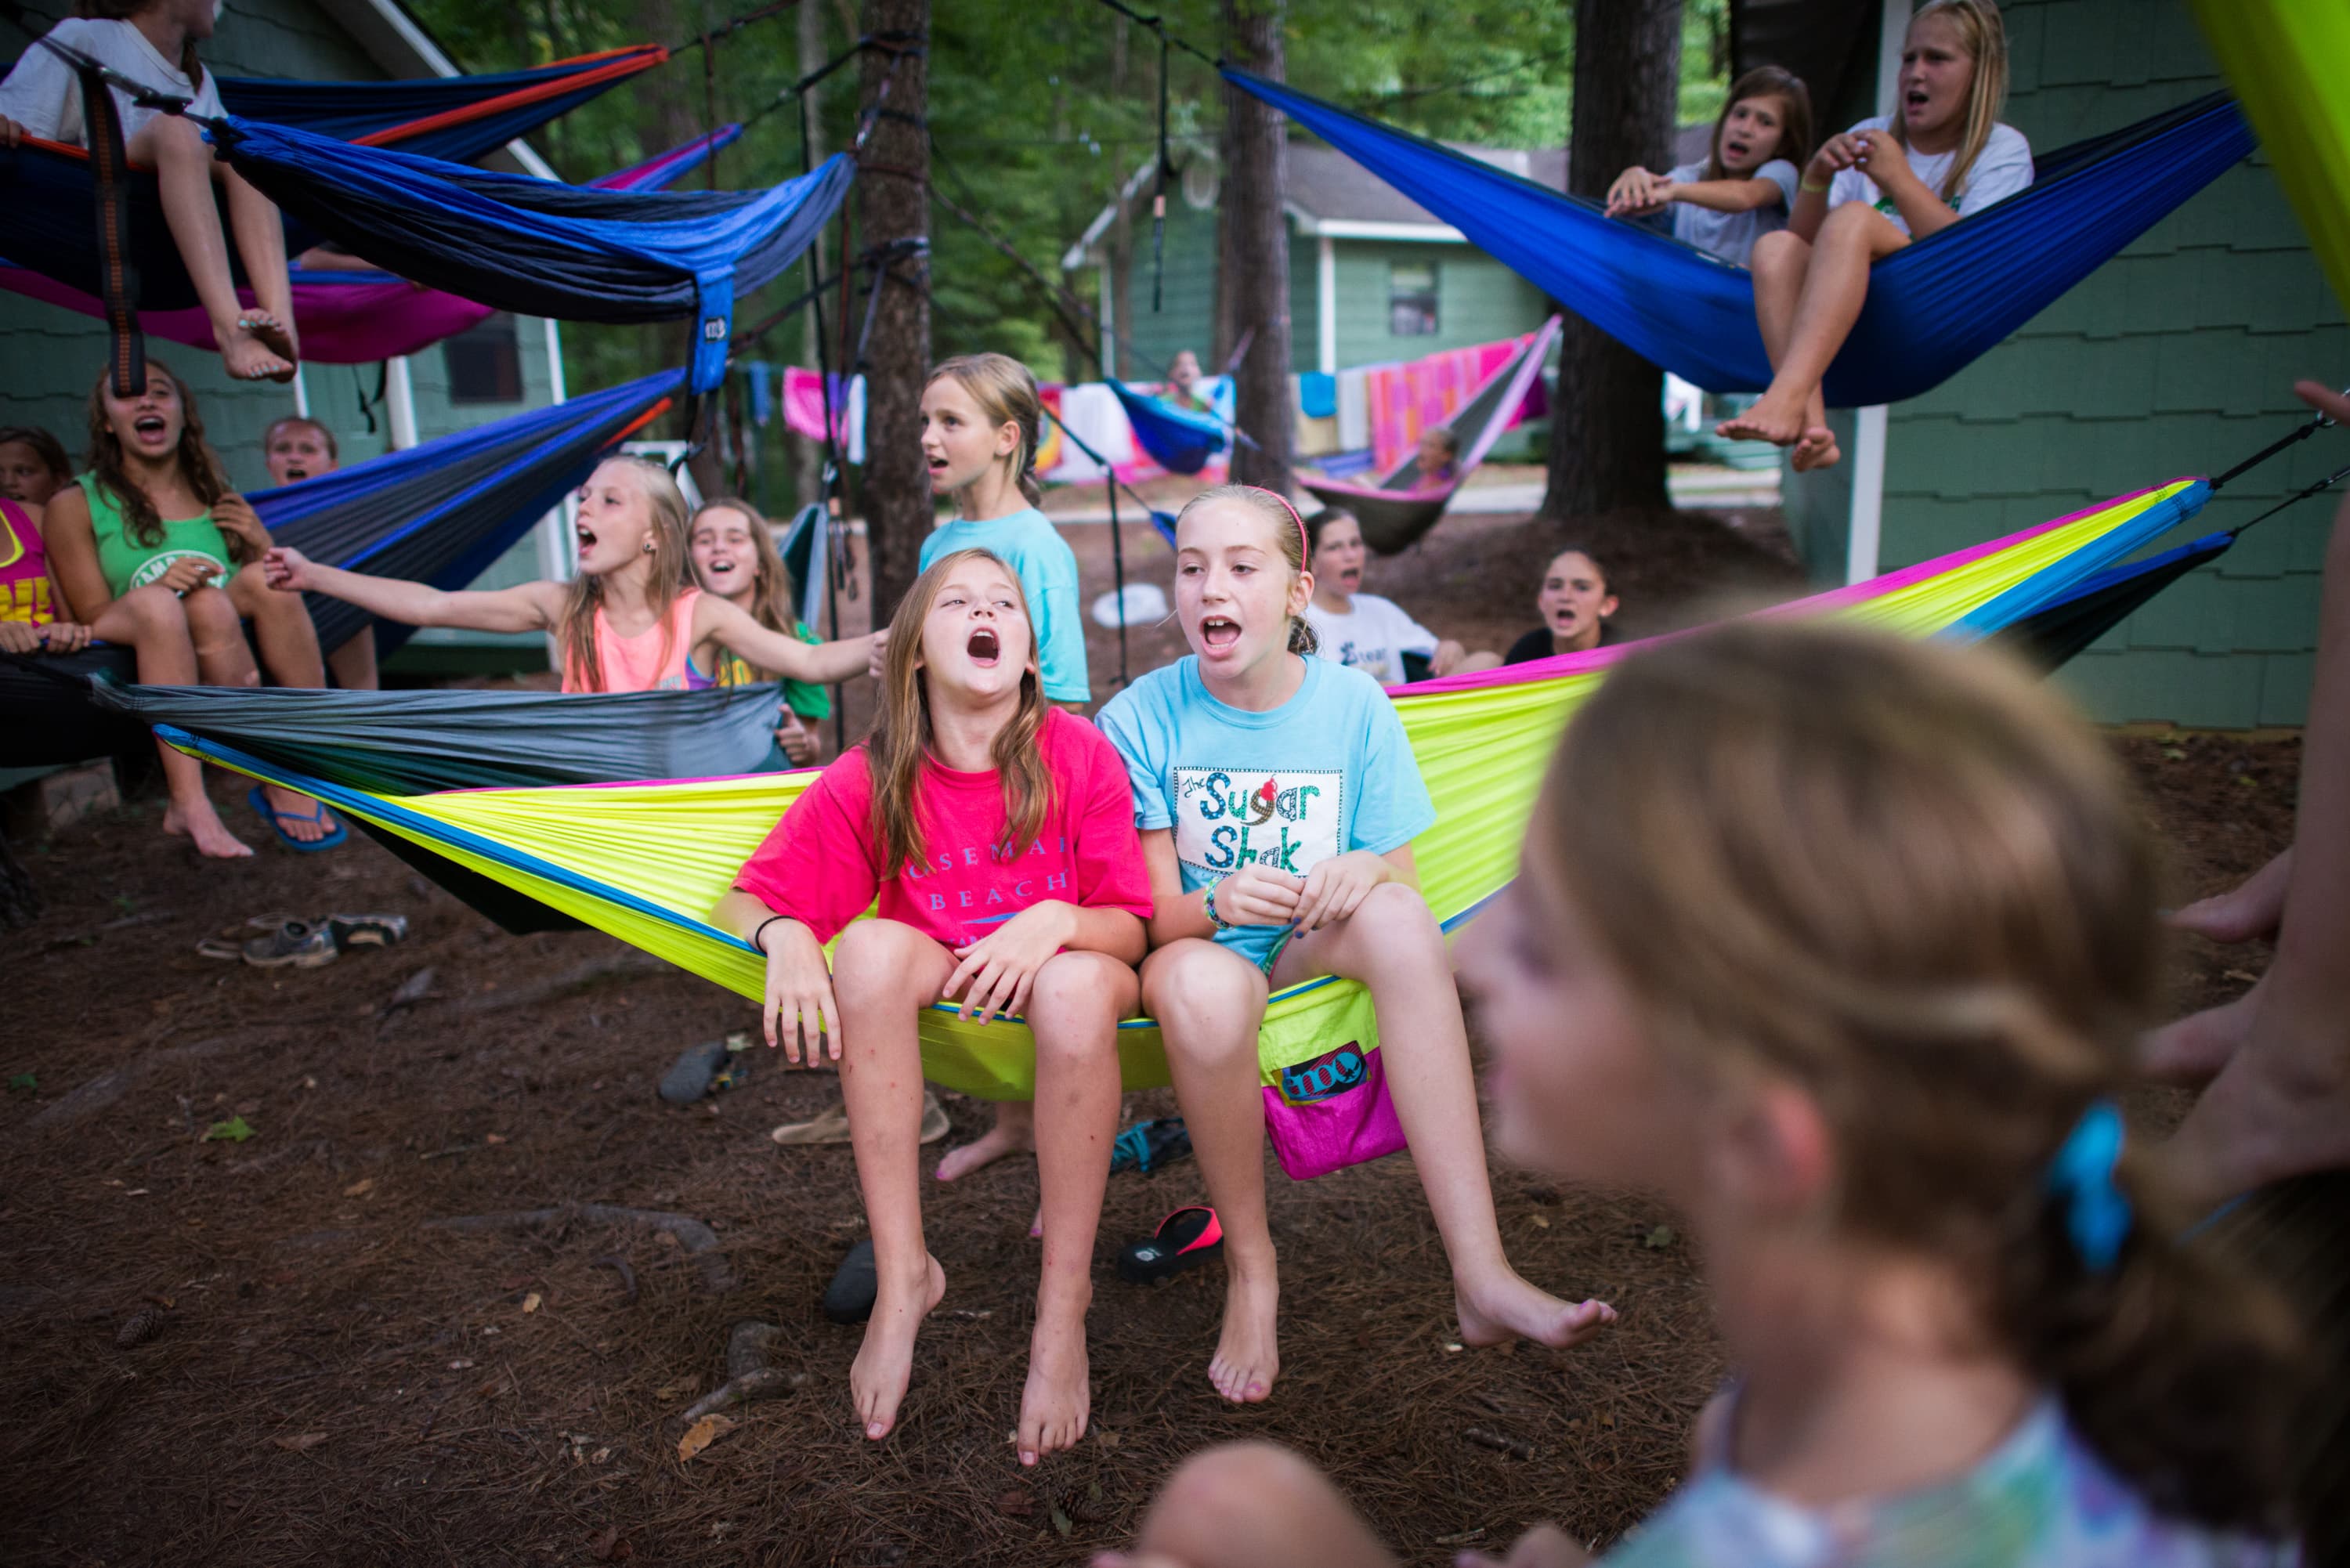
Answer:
157;479;2207;1129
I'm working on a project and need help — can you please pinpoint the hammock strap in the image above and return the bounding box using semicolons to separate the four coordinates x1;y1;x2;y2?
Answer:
1088;0;1220;69
78;59;145;399
2210;391;2344;492
2229;459;2350;537
668;0;804;55
1152;27;1170;313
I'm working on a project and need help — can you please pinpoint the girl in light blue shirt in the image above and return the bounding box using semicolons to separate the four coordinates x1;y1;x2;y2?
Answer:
1097;484;1614;1410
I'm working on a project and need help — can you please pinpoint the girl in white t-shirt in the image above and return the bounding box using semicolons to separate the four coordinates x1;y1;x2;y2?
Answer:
1605;65;1816;269
1300;509;1497;685
0;2;300;382
1719;0;2034;472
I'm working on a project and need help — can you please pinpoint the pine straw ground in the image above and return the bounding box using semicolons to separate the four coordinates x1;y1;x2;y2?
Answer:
0;483;2300;1566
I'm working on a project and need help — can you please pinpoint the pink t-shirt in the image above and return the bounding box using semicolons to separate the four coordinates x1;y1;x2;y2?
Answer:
733;707;1154;948
566;587;702;692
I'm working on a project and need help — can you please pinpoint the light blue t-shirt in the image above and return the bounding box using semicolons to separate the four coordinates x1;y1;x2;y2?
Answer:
919;509;1090;703
1096;653;1437;969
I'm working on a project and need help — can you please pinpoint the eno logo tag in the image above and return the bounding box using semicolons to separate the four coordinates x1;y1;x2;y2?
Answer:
1280;1042;1367;1106
703;316;728;341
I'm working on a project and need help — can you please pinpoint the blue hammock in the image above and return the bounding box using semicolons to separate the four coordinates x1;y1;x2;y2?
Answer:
213;45;671;164
258;368;685;656
1107;380;1231;475
1223;70;2257;407
200;117;851;392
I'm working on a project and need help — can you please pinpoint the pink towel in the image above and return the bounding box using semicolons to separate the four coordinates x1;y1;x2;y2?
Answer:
1365;334;1541;474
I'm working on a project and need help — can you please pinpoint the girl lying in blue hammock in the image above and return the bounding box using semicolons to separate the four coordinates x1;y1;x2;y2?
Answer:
1719;0;2033;471
0;2;300;382
1605;65;1815;269
714;548;1153;1466
1102;620;2302;1568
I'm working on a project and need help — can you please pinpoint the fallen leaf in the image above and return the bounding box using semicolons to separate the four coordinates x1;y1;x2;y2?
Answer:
448;1359;475;1371
2223;969;2261;985
654;1380;696;1401
1643;1224;1677;1249
8;1072;35;1092
1095;1431;1119;1451
203;1115;256;1143
1087;1480;1104;1503
476;1378;503;1398
677;1414;736;1461
588;1524;633;1561
2162;746;2187;761
522;1292;542;1313
125;1188;148;1197
1443;1342;1464;1353
653;1230;682;1249
1528;1213;1550;1229
302;1075;318;1089
1050;1506;1073;1538
272;1432;330;1453
342;1178;374;1198
995;1488;1036;1519
591;1446;611;1465
485;1133;508;1145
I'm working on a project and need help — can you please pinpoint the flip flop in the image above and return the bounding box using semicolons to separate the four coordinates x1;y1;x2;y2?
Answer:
246;786;346;853
1110;1116;1192;1176
660;1031;754;1105
1117;1205;1224;1286
822;1237;877;1324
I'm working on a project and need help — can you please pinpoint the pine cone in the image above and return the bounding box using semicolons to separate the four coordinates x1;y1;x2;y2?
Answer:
115;1306;164;1349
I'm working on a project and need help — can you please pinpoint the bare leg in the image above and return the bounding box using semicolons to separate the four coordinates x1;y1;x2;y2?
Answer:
2164;494;2350;1206
222;164;297;362
1142;938;1278;1404
2138;847;2294;1083
89;586;250;858
2173;847;2293;945
831;919;955;1440
1273;883;1615;1349
1719;205;1909;464
935;1099;1036;1181
326;627;380;691
225;564;337;842
1115;1442;1401;1568
1017;950;1134;1466
128;117;287;381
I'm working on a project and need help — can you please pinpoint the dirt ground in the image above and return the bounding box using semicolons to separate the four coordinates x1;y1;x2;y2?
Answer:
0;490;2299;1566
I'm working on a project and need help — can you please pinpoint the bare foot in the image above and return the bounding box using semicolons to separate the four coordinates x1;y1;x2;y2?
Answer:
164;800;254;858
219;326;293;384
2140;976;2264;1086
238;311;299;367
2170;850;2291;945
848;1252;945;1441
1717;388;1808;447
935;1100;1035;1181
1455;1269;1618;1351
2163;999;2350;1212
1016;1298;1091;1466
259;783;335;844
1206;1259;1278;1404
1791;426;1842;472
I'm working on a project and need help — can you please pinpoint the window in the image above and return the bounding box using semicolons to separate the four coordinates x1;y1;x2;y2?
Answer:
443;312;524;404
1388;262;1438;337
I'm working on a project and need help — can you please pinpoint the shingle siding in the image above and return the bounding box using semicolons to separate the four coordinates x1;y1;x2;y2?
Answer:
1786;0;2341;728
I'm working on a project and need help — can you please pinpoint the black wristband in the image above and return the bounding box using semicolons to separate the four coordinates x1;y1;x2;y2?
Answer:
751;915;789;956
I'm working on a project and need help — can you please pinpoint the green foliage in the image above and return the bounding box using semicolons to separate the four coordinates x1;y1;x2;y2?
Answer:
203;1115;256;1143
400;0;1729;485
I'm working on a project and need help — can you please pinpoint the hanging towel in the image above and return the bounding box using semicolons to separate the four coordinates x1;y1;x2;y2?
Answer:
1299;372;1337;419
1336;369;1372;453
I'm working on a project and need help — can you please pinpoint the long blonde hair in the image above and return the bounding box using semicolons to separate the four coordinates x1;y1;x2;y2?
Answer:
1529;620;2298;1533
865;549;1054;878
690;496;801;675
927;353;1044;507
558;456;692;692
1893;0;2010;205
1173;484;1318;655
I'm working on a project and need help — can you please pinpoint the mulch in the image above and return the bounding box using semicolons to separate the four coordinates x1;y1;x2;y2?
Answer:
0;488;2299;1566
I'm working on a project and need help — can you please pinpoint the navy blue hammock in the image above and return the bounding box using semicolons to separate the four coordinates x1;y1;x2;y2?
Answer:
1221;70;2258;407
0;369;685;771
1107;380;1231;475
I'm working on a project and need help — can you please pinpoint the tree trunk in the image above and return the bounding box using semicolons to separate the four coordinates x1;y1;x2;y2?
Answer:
857;0;932;623
1542;0;1681;518
1219;0;1295;496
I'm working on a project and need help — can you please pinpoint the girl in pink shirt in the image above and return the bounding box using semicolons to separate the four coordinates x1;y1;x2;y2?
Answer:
266;456;874;692
714;547;1152;1469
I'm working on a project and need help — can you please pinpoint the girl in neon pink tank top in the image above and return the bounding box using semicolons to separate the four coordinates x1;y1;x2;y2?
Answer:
0;495;94;656
267;456;878;696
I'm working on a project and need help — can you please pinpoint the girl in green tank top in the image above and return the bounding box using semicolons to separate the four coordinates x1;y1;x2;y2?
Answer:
44;359;341;857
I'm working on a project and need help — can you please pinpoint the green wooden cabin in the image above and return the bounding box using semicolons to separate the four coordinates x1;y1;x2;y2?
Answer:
0;0;568;676
1773;0;2342;728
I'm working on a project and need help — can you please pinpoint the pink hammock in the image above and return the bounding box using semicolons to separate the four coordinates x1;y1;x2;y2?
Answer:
1300;316;1560;553
0;125;743;364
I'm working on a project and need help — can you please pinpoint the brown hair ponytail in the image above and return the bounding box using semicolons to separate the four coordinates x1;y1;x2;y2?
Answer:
1533;620;2301;1537
927;354;1045;508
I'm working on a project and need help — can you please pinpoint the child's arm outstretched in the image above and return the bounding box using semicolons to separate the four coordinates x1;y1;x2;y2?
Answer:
712;888;841;1064
693;594;877;685
1603;165;1673;216
264;545;562;634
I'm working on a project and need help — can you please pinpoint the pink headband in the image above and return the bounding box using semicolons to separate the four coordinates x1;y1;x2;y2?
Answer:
1240;485;1311;565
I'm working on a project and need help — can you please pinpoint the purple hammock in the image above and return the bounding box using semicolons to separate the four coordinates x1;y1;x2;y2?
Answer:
0;125;742;364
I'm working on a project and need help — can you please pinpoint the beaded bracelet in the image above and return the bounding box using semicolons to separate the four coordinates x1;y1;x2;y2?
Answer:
1202;879;1232;931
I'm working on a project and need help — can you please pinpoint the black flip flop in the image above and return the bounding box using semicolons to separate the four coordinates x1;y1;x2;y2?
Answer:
1117;1205;1224;1285
658;1032;751;1105
823;1237;878;1323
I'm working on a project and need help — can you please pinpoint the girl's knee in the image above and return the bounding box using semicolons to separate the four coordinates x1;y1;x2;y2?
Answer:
133;114;206;164
110;583;184;635
181;584;241;638
1029;952;1131;1028
832;919;936;992
1750;229;1807;270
